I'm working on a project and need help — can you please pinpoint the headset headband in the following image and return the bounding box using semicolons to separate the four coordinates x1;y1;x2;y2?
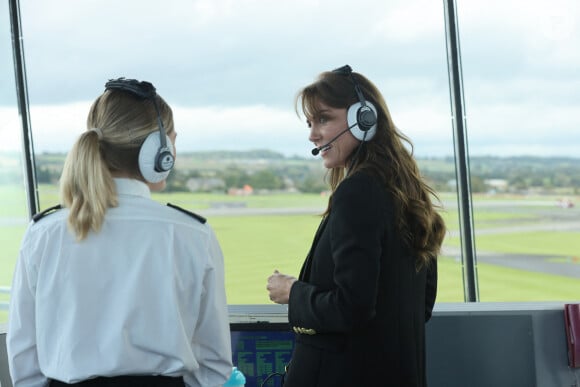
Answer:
332;65;370;108
104;78;168;149
105;78;156;99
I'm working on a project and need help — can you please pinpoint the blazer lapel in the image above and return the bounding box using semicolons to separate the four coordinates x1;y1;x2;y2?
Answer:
299;216;328;281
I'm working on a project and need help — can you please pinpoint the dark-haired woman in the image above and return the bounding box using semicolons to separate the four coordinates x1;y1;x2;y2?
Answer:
267;66;446;387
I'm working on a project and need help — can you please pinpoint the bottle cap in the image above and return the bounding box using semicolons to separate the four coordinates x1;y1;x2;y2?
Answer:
223;367;246;386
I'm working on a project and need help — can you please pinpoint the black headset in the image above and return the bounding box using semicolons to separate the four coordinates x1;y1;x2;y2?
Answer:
332;65;378;141
104;77;175;183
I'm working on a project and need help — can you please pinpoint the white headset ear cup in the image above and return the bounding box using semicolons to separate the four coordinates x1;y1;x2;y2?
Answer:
138;132;175;183
347;101;378;141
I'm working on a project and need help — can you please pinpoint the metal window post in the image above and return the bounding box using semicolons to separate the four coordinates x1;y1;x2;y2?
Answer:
9;0;39;219
443;0;479;302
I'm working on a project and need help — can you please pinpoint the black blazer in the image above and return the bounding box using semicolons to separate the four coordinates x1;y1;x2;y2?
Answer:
286;171;437;387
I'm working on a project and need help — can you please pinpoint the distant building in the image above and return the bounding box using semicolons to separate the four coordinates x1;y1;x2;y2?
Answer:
484;179;508;192
186;177;226;192
228;184;254;196
447;178;509;193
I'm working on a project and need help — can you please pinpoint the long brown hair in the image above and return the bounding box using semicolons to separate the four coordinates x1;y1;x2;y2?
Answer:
296;69;446;269
60;89;174;240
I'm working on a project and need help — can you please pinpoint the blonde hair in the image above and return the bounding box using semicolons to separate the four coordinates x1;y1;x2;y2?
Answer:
296;69;446;269
60;88;174;240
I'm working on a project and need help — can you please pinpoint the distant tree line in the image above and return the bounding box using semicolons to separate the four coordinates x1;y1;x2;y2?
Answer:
11;151;580;195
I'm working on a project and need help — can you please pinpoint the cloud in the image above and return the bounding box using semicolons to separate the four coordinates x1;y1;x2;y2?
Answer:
0;102;312;157
457;0;580;73
172;104;309;156
0;102;91;153
1;0;579;158
7;0;453;106
371;1;443;44
0;97;454;157
8;94;574;159
466;102;580;152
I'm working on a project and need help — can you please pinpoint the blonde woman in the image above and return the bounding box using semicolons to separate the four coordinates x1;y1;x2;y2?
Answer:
8;78;232;387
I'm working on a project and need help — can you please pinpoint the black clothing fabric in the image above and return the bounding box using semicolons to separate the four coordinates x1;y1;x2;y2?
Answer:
49;376;185;387
285;171;437;387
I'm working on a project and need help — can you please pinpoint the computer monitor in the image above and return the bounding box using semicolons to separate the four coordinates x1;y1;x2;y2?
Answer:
230;322;295;387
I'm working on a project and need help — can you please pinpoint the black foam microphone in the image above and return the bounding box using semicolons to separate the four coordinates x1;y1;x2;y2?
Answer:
311;123;357;156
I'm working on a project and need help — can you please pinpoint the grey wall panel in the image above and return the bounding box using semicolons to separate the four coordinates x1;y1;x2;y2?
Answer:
2;304;580;387
426;315;535;387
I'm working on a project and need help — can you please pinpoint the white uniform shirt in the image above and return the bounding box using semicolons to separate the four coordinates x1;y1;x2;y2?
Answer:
7;178;232;387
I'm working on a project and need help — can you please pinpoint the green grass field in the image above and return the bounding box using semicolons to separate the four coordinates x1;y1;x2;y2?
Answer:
2;185;580;323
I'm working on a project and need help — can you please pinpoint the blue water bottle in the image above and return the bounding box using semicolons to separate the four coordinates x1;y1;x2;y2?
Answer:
224;366;246;387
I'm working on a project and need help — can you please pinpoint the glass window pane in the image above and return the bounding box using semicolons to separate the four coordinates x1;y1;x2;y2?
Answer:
17;0;460;304
0;3;29;324
457;1;580;301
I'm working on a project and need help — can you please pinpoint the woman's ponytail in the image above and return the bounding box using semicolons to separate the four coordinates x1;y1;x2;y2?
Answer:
60;129;117;240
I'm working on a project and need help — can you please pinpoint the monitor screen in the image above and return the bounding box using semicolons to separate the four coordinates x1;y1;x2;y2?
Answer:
230;323;295;387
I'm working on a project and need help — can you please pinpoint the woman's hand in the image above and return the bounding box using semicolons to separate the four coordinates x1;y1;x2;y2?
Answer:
266;270;297;304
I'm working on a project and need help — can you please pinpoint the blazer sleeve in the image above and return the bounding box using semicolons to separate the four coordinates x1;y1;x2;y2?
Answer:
289;173;387;333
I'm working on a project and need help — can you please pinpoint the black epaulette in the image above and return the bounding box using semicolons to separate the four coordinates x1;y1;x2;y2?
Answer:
167;203;207;224
32;204;63;223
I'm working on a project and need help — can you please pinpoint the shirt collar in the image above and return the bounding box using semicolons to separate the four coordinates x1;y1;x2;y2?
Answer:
113;178;151;199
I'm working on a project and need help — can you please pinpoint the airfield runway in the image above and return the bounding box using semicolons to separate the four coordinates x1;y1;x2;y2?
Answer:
200;199;580;278
442;199;580;278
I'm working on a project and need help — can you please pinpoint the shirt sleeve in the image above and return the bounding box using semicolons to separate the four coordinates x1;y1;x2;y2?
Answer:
189;226;232;387
7;229;49;387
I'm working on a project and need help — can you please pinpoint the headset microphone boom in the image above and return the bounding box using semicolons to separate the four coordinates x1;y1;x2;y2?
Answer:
311;123;357;156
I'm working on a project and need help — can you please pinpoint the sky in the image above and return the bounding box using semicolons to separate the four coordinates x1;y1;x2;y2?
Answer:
1;0;579;158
